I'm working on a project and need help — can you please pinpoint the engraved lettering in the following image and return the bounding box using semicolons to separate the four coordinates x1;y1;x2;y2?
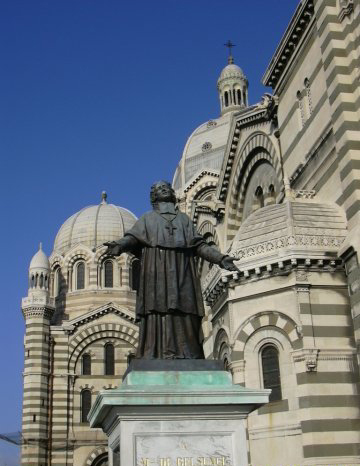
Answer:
140;459;151;466
196;458;229;466
177;458;194;466
160;459;171;466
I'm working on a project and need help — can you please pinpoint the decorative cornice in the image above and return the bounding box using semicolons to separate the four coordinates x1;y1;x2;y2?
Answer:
62;302;136;335
294;190;316;199
22;295;55;308
292;348;356;371
232;234;345;262
22;307;54;320
192;200;225;226
183;170;219;194
292;348;319;372
203;258;343;306
262;0;314;89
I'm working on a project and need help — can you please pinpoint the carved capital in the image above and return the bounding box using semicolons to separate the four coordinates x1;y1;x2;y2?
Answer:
228;360;245;374
292;348;319;372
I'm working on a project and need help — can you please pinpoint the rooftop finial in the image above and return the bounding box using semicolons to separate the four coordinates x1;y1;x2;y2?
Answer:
283;176;294;199
39;242;42;251
101;191;108;204
224;40;235;64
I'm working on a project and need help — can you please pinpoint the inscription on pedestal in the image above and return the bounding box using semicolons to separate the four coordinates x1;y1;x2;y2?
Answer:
136;433;233;466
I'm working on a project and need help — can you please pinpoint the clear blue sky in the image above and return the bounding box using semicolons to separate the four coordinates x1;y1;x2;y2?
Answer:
0;0;299;463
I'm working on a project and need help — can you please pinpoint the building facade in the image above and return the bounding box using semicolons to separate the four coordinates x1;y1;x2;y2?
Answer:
173;0;360;464
21;0;360;465
21;195;140;465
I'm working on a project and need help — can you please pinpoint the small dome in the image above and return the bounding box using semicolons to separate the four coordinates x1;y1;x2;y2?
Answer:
218;63;245;82
230;199;347;265
53;194;137;255
30;243;50;271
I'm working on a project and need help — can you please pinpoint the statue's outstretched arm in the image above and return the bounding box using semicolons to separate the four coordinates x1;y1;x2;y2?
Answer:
196;243;240;272
104;235;139;256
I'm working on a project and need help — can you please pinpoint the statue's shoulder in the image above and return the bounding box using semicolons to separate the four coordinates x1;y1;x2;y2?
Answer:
177;211;191;222
138;210;158;224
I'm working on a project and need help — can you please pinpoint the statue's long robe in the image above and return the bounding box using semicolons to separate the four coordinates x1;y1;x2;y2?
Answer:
115;207;224;359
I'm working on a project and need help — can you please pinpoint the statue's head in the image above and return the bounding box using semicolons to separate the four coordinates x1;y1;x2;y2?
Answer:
150;181;176;206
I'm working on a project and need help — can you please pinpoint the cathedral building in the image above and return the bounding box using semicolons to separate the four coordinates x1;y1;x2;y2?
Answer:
21;0;359;465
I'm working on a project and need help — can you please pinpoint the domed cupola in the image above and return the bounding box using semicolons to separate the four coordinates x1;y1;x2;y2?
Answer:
217;52;248;115
53;192;137;255
229;198;347;268
28;243;50;296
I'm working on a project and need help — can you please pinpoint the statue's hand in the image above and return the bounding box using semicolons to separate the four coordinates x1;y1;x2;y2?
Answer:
103;241;122;256
220;255;240;272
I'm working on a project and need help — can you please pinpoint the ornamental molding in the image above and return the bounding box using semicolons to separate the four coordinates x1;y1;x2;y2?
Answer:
294;189;316;199
292;348;319;372
228;360;246;373
79;383;95;392
201;142;213;152
22;307;55;320
295;270;309;282
203;257;343;306
62;302;136;335
262;0;314;89
183;170;219;194
102;383;118;390
218;125;277;203
338;0;354;21
292;348;356;371
192;200;225;226
85;447;108;466
232;234;345;261
22;295;55;308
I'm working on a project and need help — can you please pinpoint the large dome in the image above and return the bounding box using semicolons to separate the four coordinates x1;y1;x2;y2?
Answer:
53;193;137;255
172;113;232;191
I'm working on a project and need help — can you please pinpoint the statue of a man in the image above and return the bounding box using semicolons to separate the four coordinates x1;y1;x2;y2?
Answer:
104;181;239;360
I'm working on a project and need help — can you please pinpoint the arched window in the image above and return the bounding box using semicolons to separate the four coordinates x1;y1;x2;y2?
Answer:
131;259;140;292
82;354;91;375
76;262;85;290
254;186;264;210
261;345;282;402
104;343;115;375
81;389;92;423
237;89;241;105
54;267;61;296
265;184;276;206
242;89;246;106
31;275;35;288
233;89;236;105
224;91;229;107
39;274;44;288
104;260;113;288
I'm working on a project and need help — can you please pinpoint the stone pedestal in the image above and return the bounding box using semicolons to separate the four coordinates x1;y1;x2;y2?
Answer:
89;361;270;466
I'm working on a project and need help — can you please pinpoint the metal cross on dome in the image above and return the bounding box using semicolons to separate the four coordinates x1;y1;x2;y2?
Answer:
224;40;236;57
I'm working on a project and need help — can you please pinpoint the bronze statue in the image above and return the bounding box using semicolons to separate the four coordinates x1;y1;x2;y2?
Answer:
104;181;239;360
